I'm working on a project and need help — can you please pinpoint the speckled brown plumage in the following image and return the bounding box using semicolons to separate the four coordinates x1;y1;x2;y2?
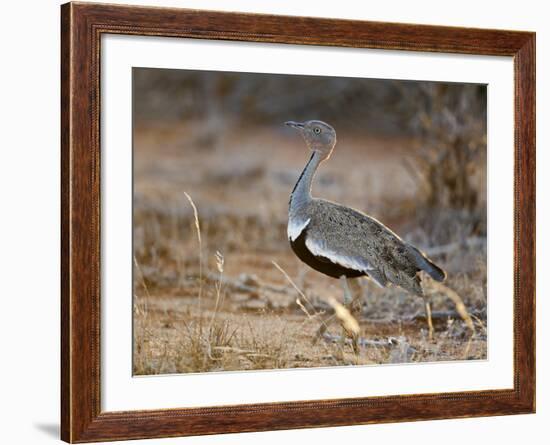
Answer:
299;198;445;296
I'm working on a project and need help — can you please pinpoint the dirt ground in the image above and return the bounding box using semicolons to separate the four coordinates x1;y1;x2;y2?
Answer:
133;121;487;375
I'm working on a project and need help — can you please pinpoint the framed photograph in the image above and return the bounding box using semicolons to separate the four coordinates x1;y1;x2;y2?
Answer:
61;2;535;442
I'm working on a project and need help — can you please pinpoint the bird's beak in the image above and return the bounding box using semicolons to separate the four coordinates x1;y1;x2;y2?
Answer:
285;121;304;129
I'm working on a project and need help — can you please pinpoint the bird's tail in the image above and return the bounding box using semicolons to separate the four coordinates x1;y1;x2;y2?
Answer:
409;245;446;282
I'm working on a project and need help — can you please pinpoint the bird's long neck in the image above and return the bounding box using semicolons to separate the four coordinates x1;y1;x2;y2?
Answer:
289;150;323;213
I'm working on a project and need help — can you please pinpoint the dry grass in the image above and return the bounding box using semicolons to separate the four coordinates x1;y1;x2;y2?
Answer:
133;121;487;376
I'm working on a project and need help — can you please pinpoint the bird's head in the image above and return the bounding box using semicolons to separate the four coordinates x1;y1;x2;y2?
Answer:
285;120;337;160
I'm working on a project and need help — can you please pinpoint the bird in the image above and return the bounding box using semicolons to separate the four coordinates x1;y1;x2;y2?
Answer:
285;120;446;345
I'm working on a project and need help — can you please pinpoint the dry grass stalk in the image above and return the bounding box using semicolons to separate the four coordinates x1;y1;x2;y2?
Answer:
271;260;315;318
133;256;152;300
209;251;225;330
183;191;203;313
428;280;475;332
326;296;360;337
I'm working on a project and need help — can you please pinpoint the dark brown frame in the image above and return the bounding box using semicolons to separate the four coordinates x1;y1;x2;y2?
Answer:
61;1;536;442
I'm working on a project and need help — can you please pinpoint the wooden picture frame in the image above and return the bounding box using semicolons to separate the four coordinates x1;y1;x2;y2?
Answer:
61;2;535;442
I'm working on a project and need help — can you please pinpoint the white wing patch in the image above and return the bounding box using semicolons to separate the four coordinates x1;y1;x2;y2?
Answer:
305;237;374;274
287;217;311;241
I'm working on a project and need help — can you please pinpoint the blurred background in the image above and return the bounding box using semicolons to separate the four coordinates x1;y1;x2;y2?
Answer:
133;67;487;375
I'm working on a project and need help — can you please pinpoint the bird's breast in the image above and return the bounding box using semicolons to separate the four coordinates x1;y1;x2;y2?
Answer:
287;216;310;242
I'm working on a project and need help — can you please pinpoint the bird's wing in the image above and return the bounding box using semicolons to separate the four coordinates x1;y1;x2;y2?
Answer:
304;235;375;272
305;200;425;294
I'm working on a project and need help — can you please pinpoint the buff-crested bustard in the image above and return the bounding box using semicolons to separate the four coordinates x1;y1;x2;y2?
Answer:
285;120;446;344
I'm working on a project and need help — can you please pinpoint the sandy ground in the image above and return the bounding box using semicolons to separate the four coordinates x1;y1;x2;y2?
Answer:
133;121;487;375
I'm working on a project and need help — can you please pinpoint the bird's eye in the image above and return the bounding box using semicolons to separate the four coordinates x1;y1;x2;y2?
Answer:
314;127;321;134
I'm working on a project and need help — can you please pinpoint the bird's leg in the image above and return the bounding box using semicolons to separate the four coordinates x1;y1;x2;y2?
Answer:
348;278;363;354
424;299;434;342
340;276;360;354
341;275;353;307
348;278;364;319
